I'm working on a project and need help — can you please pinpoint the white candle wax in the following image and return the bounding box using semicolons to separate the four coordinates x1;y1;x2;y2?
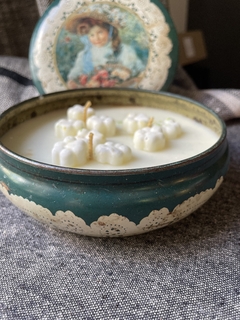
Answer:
133;125;166;152
1;106;220;170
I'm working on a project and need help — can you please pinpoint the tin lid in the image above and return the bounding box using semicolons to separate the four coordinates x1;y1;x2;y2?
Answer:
29;0;178;95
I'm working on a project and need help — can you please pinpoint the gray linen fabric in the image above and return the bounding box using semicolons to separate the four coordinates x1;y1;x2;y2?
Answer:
0;57;39;114
0;56;240;320
35;0;53;16
169;67;240;121
0;1;39;57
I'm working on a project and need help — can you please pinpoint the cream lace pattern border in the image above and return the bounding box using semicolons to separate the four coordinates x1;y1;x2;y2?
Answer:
32;0;173;93
0;177;223;237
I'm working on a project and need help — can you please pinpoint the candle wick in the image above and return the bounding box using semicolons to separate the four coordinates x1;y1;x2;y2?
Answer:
88;132;94;160
83;100;92;123
147;117;154;127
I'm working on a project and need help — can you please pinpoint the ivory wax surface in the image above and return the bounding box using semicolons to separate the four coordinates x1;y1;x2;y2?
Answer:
1;106;219;170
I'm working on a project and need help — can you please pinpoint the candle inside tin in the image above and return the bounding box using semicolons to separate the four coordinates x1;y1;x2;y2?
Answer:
1;105;220;170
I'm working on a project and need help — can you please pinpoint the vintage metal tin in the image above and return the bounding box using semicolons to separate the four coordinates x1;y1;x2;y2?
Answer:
29;0;178;94
0;89;229;237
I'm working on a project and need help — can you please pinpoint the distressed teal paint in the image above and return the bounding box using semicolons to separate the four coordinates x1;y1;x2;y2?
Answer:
0;89;229;233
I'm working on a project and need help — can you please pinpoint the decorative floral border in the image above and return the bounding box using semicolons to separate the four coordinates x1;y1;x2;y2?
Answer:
32;0;173;93
0;177;223;237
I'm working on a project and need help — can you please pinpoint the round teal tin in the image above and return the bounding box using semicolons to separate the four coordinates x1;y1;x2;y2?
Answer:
0;89;229;237
29;0;178;95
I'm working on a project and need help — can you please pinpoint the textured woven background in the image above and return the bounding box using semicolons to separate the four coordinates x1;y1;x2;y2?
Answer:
0;0;39;57
35;0;53;16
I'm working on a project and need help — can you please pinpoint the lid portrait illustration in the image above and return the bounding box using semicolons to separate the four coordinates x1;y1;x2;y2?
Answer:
29;0;178;94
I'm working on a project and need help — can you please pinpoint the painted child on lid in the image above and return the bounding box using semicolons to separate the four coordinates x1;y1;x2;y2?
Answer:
65;12;147;89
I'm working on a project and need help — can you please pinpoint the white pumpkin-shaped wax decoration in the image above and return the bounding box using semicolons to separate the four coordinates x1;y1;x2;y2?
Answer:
86;115;116;137
52;136;88;167
123;113;151;134
67;101;95;122
161;118;182;139
55;119;86;139
133;125;166;152
94;142;132;166
76;128;105;148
